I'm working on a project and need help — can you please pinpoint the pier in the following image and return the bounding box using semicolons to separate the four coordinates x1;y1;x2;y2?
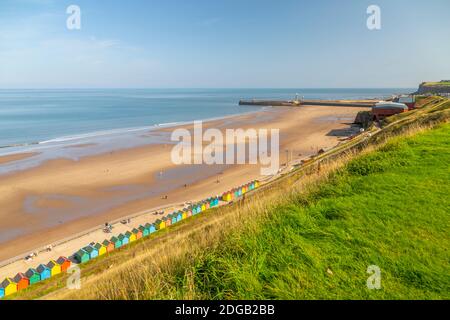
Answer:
239;99;377;108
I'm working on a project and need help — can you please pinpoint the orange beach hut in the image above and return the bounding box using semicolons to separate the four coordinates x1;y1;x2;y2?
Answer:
103;239;115;253
14;273;29;291
132;228;143;240
56;256;72;272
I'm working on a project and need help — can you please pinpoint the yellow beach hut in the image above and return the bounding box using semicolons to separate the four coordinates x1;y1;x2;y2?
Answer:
125;231;136;243
94;243;107;256
47;260;62;276
182;210;187;220
201;203;206;212
1;278;17;297
155;219;166;230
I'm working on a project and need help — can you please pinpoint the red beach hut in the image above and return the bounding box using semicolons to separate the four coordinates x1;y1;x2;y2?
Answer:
56;256;72;272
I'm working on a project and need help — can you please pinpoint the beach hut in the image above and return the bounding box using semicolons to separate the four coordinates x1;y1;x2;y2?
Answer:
118;233;129;246
139;225;149;238
255;180;260;188
1;278;17;297
181;210;187;220
84;245;99;259
110;236;122;249
201;203;206;211
146;223;156;234
36;264;51;280
155;219;166;230
234;189;239;198
102;239;115;252
13;273;29;291
176;211;182;222
214;197;219;206
0;288;3;299
56;256;72;272
74;249;90;264
94;243;107;256
186;208;192;218
132;228;143;240
205;200;210;209
167;213;176;225
47;260;62;277
25;268;41;285
125;231;137;243
163;216;171;227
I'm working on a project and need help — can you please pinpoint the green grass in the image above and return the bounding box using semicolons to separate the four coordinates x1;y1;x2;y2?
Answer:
174;124;450;299
424;81;450;87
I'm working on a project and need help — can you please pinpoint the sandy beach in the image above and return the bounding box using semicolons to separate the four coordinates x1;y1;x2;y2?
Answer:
0;105;368;264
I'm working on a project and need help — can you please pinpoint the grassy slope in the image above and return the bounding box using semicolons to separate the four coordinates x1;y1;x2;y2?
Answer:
19;98;449;300
187;124;450;299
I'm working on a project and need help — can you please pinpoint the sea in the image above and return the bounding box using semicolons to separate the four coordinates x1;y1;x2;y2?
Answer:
0;88;413;149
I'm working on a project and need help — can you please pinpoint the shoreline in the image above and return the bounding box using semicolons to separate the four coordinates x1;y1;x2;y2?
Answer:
0;104;369;266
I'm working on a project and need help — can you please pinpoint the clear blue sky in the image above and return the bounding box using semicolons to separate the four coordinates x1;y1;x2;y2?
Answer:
1;0;449;88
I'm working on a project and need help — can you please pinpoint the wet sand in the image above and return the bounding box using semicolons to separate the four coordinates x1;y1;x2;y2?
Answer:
0;105;368;263
0;152;38;165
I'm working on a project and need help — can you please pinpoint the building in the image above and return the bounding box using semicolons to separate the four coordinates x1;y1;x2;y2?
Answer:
103;239;115;252
394;95;416;109
84;245;99;259
0;278;17;297
13;273;30;291
36;264;51;280
372;102;408;121
118;233;129;246
56;256;72;272
139;225;149;237
110;236;122;249
132;228;143;240
145;223;156;234
74;249;90;263
25;268;41;285
125;231;137;243
94;243;107;256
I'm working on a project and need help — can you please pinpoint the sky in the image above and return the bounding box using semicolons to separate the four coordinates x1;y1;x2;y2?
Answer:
0;0;449;88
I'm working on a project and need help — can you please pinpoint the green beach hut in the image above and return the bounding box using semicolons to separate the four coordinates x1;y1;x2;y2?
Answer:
139;225;149;237
110;236;122;249
75;249;90;264
25;268;41;285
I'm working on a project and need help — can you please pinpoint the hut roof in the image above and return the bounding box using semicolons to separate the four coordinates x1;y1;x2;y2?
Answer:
57;256;69;265
102;239;112;246
84;246;96;254
47;260;58;268
132;228;140;234
1;278;14;288
125;231;133;237
94;243;104;250
36;264;49;273
25;268;39;278
110;236;119;242
75;249;88;257
14;273;27;282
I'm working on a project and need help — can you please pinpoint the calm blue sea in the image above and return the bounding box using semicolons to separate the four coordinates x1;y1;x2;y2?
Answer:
0;88;412;147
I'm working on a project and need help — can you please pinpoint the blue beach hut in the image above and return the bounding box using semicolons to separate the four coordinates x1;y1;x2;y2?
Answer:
0;287;4;299
36;264;51;280
145;223;156;234
110;236;122;249
84;245;99;259
118;233;129;246
176;211;183;222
